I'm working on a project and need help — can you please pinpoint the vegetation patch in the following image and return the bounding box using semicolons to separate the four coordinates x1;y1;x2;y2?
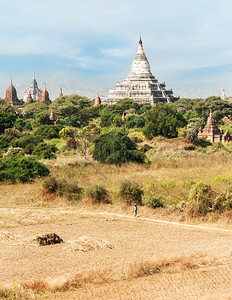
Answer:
0;156;49;183
119;181;144;205
43;176;83;201
87;184;111;204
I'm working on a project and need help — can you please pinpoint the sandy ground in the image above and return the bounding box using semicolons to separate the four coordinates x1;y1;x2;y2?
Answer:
1;208;232;299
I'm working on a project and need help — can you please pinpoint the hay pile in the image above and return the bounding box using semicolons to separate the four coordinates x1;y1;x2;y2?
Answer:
64;236;113;252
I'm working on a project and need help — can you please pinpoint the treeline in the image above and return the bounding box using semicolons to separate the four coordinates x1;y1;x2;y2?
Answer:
1;94;232;182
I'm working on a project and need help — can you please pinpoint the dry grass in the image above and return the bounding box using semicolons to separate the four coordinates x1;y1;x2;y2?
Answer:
3;253;229;299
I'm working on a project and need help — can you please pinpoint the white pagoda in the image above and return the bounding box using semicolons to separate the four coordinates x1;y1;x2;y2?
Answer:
24;73;42;102
102;38;179;105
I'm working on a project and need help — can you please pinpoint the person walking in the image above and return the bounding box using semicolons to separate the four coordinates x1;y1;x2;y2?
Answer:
133;203;138;217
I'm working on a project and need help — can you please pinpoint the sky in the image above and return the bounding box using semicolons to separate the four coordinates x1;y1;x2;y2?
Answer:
0;0;232;100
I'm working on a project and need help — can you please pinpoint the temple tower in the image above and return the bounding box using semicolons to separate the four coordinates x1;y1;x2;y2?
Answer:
93;92;101;107
102;38;179;105
198;110;231;143
40;84;51;103
59;88;63;98
5;79;22;106
24;73;42;102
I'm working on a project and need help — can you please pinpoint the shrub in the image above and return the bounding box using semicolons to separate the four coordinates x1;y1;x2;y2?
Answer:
120;181;144;205
185;183;225;216
43;177;59;193
11;134;43;154
87;184;111;204
34;125;60;139
2;146;24;159
0;157;50;182
65;138;77;150
43;177;82;201
160;180;175;189
143;195;166;208
93;129;146;165
32;142;57;159
128;132;145;143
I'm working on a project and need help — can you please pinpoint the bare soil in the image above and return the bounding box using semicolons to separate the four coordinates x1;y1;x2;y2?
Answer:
1;208;232;299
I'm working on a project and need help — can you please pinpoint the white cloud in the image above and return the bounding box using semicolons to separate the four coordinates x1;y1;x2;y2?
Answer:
100;47;133;57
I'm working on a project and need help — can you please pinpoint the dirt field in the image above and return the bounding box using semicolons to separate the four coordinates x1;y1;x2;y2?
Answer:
1;208;232;299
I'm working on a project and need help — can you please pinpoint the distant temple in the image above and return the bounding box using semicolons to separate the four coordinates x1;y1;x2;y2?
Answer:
40;84;51;103
198;111;231;143
93;92;101;107
24;73;42;102
5;79;22;106
102;38;179;105
59;88;63;98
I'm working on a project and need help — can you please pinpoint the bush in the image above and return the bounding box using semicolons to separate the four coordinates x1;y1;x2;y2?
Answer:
186;183;225;216
120;181;144;205
93;129;146;165
32;142;57;159
143;195;166;208
87;184;111;204
43;177;59;193
2;146;24;159
11;134;43;154
160;180;175;189
34;125;60;139
65;138;77;150
128;132;145;143
0;157;49;182
43;177;82;201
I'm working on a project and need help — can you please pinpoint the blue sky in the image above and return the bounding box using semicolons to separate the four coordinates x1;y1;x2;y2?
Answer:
0;0;232;100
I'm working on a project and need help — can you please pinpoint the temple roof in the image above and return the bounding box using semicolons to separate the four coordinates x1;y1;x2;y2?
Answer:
127;38;153;80
5;79;21;106
40;84;51;103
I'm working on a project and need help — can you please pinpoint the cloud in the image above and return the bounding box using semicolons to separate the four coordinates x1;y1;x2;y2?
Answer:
100;47;133;57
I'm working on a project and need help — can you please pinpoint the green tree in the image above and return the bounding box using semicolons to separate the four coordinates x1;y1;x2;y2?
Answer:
32;142;57;159
37;112;51;125
23;101;49;119
0;109;17;134
75;123;100;160
92;129;146;165
34;125;60;139
143;103;186;139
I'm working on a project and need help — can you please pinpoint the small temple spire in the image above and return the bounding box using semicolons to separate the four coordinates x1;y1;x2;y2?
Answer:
59;88;63;97
93;92;101;107
49;109;54;121
122;111;126;123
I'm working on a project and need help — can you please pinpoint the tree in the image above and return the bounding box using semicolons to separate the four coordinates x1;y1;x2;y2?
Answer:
59;127;74;139
92;129;146;165
23;101;49;119
75;123;100;160
37;112;51;125
143;103;186;139
0;109;17;134
34;125;60;139
32;142;57;159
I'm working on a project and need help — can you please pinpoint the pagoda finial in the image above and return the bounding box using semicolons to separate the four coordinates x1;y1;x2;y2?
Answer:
139;34;142;46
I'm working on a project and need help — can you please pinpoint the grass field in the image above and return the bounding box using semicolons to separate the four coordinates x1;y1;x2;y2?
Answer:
1;149;232;299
